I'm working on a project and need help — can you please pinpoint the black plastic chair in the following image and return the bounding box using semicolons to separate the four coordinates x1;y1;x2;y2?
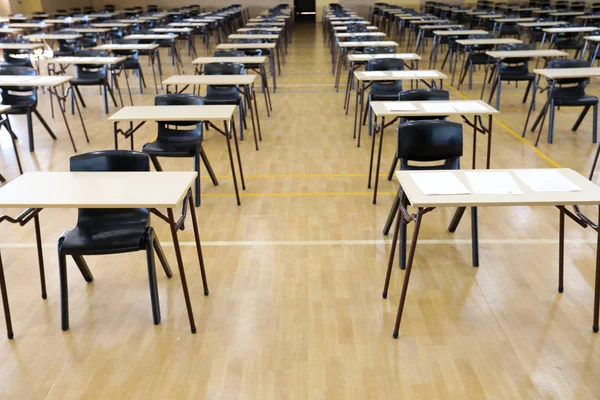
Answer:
0;39;33;68
112;39;145;93
142;94;218;207
384;89;451;193
0;66;57;152
535;58;598;144
381;120;478;276
57;150;174;331
488;44;535;110
201;62;247;140
458;34;493;90
71;50;118;114
363;58;404;128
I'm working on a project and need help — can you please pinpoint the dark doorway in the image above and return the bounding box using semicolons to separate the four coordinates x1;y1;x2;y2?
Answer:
294;0;316;22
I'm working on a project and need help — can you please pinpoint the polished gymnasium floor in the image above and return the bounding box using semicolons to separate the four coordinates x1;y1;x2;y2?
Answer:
1;21;600;399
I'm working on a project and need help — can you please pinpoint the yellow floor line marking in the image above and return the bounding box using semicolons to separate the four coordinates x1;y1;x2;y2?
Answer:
446;83;562;168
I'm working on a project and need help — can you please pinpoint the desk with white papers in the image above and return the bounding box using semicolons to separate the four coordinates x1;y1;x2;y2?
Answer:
384;168;600;339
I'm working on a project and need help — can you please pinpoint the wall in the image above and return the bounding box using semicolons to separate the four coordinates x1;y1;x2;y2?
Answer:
41;0;93;13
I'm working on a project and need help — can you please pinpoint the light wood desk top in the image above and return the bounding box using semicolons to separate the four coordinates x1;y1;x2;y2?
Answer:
109;105;236;122
549;11;586;17
8;23;53;28
246;22;286;26
216;43;277;50
91;22;132;28
87;12;119;18
330;21;370;25
95;44;160;51
478;14;504;19
117;19;147;24
192;56;267;64
465;10;488;15
0;42;44;50
576;15;600;20
338;41;399;48
371;100;498;118
419;24;464;30
533;67;600;79
163;74;256;86
532;9;557;14
518;21;565;27
0;171;196;209
456;38;522;45
124;34;177;40
411;20;448;25
486;49;569;58
347;53;421;61
335;32;386;38
44;56;127;65
333;25;379;31
354;70;447;81
397;169;600;208
433;29;488;36
169;22;207;27
543;26;599;33
228;34;280;40
0;28;23;34
72;28;110;33
494;17;536;22
25;33;82;40
584;35;600;42
151;27;192;33
238;27;282;32
139;15;167;20
0;105;11;113
0;75;72;86
398;16;433;20
44;17;96;24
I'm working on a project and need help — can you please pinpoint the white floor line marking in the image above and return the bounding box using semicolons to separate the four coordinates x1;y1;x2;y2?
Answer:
0;238;596;249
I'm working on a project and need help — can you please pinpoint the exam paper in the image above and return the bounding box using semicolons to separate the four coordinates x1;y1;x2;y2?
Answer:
465;171;523;194
422;103;456;113
412;172;471;195
362;71;387;77
413;70;439;77
382;102;418;112
392;71;416;78
513;169;581;192
451;101;489;112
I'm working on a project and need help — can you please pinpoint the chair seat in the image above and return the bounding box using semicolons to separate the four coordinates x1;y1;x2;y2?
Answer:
202;95;241;105
469;53;490;64
553;94;599;106
499;71;535;81
72;77;105;85
142;139;200;157
59;208;149;255
371;90;403;101
118;58;140;69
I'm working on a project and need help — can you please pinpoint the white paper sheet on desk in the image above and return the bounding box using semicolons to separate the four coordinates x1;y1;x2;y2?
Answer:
362;71;387;77
413;70;439;77
421;103;456;113
383;102;418;112
391;71;415;78
465;171;523;194
412;172;471;195
352;55;371;59
513;169;582;192
451;101;489;112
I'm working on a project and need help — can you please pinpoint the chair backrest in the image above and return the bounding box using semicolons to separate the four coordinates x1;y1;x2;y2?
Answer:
153;94;203;148
74;50;108;78
397;120;463;170
548;58;590;92
363;46;395;54
213;50;247;57
366;58;404;71
70;150;150;227
0;66;37;102
0;38;33;67
204;62;244;94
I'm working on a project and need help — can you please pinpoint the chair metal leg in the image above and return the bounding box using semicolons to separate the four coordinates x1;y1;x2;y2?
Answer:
33;110;57;140
194;148;201;207
548;99;556;143
145;230;161;325
33;214;47;299
471;207;479;267
26;112;34;152
58;251;69;331
153;238;173;278
0;251;14;339
199;146;218;185
387;155;398;181
150;155;163;171
572;105;591;132
71;255;93;282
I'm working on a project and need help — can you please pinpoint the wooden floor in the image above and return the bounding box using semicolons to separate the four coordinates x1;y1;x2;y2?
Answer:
2;22;600;399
